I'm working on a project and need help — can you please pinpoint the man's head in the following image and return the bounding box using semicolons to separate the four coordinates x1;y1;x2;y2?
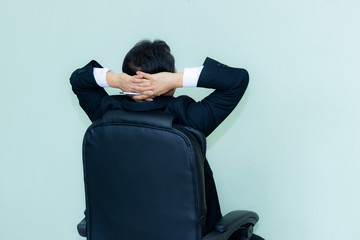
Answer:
122;39;175;76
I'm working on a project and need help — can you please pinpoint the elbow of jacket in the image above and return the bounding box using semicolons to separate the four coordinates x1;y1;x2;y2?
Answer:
69;72;76;87
69;69;81;89
233;68;249;92
243;69;249;89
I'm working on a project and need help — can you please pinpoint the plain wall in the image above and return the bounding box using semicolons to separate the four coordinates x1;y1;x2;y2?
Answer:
1;0;359;239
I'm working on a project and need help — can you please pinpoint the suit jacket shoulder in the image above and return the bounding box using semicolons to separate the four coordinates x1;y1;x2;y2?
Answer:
166;57;249;137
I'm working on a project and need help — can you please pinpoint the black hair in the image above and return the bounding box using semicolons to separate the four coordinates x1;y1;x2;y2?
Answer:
122;39;175;75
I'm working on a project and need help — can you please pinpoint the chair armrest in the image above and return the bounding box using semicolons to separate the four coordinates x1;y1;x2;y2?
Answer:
215;210;258;232
202;210;259;240
77;217;87;237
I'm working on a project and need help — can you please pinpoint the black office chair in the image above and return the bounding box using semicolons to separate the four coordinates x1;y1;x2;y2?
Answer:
77;110;259;240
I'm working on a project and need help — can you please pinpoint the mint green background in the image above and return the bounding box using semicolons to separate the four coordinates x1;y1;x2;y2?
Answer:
1;0;359;239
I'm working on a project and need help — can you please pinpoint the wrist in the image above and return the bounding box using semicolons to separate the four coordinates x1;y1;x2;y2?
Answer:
106;71;117;88
174;72;183;88
107;72;126;89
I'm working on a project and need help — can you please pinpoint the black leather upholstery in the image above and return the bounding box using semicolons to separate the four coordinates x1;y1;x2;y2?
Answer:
77;217;86;237
101;110;174;129
78;110;259;240
215;211;258;233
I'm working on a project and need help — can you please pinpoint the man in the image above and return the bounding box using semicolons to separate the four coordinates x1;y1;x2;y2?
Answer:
71;40;260;239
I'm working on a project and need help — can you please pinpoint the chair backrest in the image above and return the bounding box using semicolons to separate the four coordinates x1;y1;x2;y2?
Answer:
82;110;207;240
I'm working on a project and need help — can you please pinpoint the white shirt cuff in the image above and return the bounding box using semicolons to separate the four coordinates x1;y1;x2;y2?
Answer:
183;66;203;87
93;67;112;87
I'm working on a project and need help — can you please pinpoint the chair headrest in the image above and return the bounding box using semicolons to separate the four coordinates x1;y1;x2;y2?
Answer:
101;110;174;129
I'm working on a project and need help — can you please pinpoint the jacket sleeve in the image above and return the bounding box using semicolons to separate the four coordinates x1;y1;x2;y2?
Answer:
172;57;249;137
70;60;109;122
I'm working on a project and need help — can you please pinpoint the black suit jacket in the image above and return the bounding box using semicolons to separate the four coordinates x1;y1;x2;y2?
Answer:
70;57;249;233
70;57;249;137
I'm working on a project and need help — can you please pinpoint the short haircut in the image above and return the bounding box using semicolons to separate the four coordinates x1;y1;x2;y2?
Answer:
122;39;175;75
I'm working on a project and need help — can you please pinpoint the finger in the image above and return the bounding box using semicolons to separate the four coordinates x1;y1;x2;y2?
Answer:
133;85;153;93
132;91;154;100
137;81;151;87
140;90;154;96
135;73;143;79
131;78;145;83
131;78;151;87
132;95;147;101
133;74;144;79
136;71;152;80
128;95;144;102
